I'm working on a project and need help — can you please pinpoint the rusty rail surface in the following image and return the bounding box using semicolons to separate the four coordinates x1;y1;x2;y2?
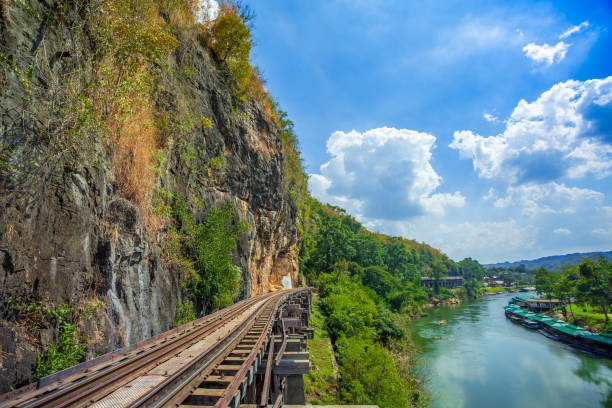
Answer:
259;337;274;408
0;288;310;408
274;317;287;367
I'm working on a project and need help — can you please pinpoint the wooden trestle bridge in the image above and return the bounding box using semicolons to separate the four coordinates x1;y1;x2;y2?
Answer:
0;288;313;408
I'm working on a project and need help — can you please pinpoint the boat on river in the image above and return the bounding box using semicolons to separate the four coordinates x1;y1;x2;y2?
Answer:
504;304;612;359
522;318;540;329
538;329;560;341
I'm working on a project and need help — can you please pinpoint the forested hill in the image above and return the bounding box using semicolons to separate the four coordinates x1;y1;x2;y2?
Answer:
299;199;456;285
488;251;612;270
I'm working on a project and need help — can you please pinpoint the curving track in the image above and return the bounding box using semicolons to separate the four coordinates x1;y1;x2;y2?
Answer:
0;288;311;408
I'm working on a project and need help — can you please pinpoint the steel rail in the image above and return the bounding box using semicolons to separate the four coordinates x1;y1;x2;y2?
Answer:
141;288;308;408
1;295;267;408
129;292;283;408
213;289;308;408
259;337;275;408
212;297;280;408
146;304;276;408
274;317;287;367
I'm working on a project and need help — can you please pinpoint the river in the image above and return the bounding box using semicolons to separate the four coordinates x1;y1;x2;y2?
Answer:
409;292;612;408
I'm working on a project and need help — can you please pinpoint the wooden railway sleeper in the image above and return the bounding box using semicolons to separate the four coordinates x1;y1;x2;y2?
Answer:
129;292;294;408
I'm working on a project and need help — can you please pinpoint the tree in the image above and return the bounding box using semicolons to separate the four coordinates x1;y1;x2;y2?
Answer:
578;258;612;323
351;233;385;268
361;265;401;299
554;267;579;321
503;274;517;288
383;238;417;282
463;279;483;299
311;214;356;275
431;259;448;294
457;257;485;280
535;267;556;298
203;1;254;97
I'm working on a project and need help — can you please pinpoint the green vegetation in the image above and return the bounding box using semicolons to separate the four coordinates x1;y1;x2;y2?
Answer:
311;264;427;408
485;286;513;293
457;257;487;280
202;1;254;99
173;300;197;327
207;156;226;172
271;101;310;231
459;278;485;298
304;295;338;405
0;52;33;89
34;304;88;378
336;336;413;407
7;298;101;379
570;308;612;333
169;196;250;314
486;263;536;287
535;257;612;333
298;200;452;407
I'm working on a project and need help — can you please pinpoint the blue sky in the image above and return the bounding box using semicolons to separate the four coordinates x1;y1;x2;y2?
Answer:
242;0;612;264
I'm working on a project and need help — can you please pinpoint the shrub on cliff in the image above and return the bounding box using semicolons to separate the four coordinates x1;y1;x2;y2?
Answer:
170;197;249;314
32;304;88;379
201;1;254;99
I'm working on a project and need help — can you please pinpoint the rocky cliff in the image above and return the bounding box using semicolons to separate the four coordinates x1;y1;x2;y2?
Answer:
0;0;301;391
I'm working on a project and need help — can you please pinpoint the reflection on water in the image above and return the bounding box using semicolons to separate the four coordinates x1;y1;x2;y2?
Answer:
409;293;612;408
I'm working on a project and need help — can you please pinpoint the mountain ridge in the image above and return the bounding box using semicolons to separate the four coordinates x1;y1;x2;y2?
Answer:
486;250;612;270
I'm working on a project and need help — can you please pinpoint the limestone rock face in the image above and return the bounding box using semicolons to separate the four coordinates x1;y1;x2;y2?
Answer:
0;1;300;391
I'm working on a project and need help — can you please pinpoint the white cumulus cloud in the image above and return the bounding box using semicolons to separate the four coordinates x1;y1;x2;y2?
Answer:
450;76;612;184
559;21;589;39
553;228;572;235
309;127;464;220
522;41;569;66
493;182;604;217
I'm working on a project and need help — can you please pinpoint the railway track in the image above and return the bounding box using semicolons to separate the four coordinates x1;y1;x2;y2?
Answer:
0;288;311;408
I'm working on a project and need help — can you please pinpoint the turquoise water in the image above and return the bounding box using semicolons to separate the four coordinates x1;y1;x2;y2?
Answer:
409;293;612;408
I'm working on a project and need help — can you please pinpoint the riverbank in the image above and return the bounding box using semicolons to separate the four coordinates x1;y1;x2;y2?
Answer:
550;303;612;334
484;286;535;294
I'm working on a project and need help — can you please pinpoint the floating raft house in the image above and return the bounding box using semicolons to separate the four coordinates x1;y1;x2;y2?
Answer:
504;304;612;358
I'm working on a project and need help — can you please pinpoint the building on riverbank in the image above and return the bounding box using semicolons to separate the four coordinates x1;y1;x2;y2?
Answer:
421;276;464;289
483;276;505;287
510;294;563;312
510;294;532;308
527;298;563;312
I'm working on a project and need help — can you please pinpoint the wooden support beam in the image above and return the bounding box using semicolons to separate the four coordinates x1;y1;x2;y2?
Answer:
272;339;302;352
256;360;310;376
